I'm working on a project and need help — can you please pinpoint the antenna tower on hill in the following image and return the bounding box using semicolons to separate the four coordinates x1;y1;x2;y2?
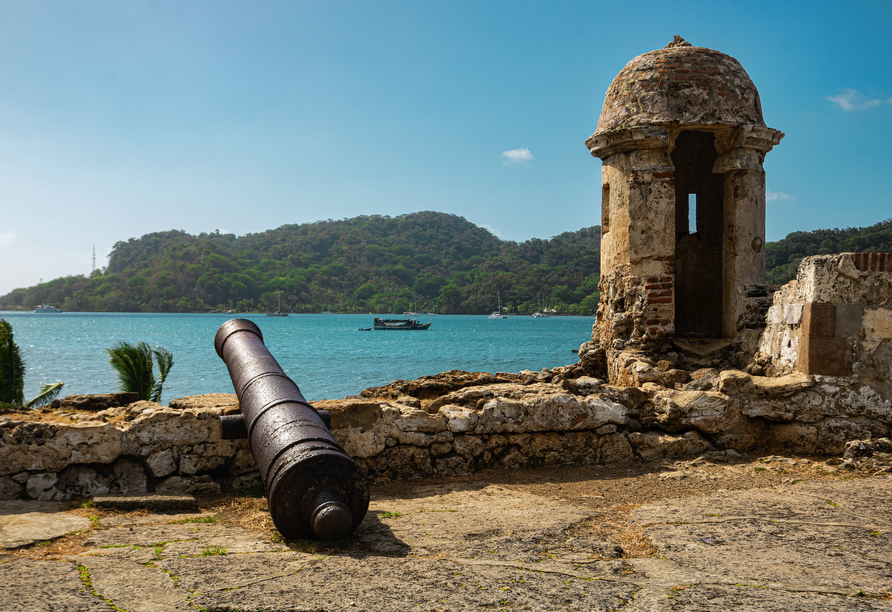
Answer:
92;246;96;273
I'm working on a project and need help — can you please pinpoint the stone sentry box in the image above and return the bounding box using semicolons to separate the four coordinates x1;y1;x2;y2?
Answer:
586;36;784;361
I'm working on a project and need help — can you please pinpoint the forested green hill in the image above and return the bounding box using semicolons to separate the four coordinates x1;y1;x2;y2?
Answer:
766;218;892;283
0;212;602;315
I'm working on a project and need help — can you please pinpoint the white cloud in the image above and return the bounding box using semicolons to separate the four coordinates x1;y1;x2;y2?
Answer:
766;191;796;202
0;231;16;247
826;88;892;111
500;147;533;165
481;224;502;238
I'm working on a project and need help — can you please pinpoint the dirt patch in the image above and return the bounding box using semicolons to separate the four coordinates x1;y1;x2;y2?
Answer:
5;453;872;563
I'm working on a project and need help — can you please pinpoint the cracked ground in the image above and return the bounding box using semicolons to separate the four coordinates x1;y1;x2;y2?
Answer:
2;455;891;611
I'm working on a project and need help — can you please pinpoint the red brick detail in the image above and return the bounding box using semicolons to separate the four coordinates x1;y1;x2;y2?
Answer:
649;297;673;304
851;252;892;272
646;318;660;325
652;171;674;178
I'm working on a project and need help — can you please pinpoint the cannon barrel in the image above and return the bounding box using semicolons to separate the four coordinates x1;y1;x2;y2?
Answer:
214;319;369;541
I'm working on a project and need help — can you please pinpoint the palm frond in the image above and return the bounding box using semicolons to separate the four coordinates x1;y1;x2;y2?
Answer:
106;341;155;400
25;382;64;408
150;346;174;403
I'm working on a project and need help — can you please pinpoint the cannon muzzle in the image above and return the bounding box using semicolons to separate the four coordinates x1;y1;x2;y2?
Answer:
214;319;369;541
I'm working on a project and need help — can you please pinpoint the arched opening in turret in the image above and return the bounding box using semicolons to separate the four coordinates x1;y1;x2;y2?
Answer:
672;130;724;337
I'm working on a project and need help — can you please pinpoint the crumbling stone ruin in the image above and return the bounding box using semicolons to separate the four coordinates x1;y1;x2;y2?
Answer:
584;35;783;374
0;38;890;500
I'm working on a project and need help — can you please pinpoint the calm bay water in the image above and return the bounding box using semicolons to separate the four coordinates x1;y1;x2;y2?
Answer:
1;312;594;403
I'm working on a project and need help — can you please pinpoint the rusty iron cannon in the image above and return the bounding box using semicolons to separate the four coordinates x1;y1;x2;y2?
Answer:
214;319;369;541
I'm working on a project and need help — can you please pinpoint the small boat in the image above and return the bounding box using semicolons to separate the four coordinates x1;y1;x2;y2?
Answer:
358;327;372;331
267;292;289;317
531;295;550;317
373;317;432;330
489;291;507;319
33;304;63;313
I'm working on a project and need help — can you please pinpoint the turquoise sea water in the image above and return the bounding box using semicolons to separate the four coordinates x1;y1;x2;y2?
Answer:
0;312;593;403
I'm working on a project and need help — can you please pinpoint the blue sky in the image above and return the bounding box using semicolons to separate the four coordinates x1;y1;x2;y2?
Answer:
1;0;890;295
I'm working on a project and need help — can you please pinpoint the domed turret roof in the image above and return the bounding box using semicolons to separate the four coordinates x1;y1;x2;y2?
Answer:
594;36;765;136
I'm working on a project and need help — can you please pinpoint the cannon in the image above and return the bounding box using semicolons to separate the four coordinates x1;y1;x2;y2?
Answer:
214;319;369;541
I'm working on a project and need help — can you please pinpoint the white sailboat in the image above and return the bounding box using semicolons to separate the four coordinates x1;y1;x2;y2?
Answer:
489;291;508;319
532;294;550;317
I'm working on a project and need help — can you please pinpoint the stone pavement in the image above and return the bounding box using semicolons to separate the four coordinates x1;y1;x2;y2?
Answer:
1;476;890;611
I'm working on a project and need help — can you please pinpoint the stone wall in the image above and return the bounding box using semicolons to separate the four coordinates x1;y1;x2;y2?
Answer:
758;253;892;399
3;362;890;501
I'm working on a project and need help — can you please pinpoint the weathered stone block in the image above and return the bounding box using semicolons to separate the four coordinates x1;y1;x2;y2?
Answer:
798;335;850;377
178;453;227;475
437;405;478;433
628;431;714;460
57;466;112;497
395;430;429;447
123;408;216;454
430;442;452;456
169;394;238;412
816;419;871;455
145;449;177;478
784;304;803;325
474;394;627;434
452;435;484;458
530;433;562;454
802;302;836;338
766;305;784;325
229;448;257;475
650;390;734;433
373;446;432;478
395;409;447;434
0;476;23;500
49;393;139;412
26;472;60;501
62;423;125;465
114;459;148;495
316;399;384;431
332;428;386;458
598;433;635;465
862;308;892;353
769;423;818;454
835;303;864;338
